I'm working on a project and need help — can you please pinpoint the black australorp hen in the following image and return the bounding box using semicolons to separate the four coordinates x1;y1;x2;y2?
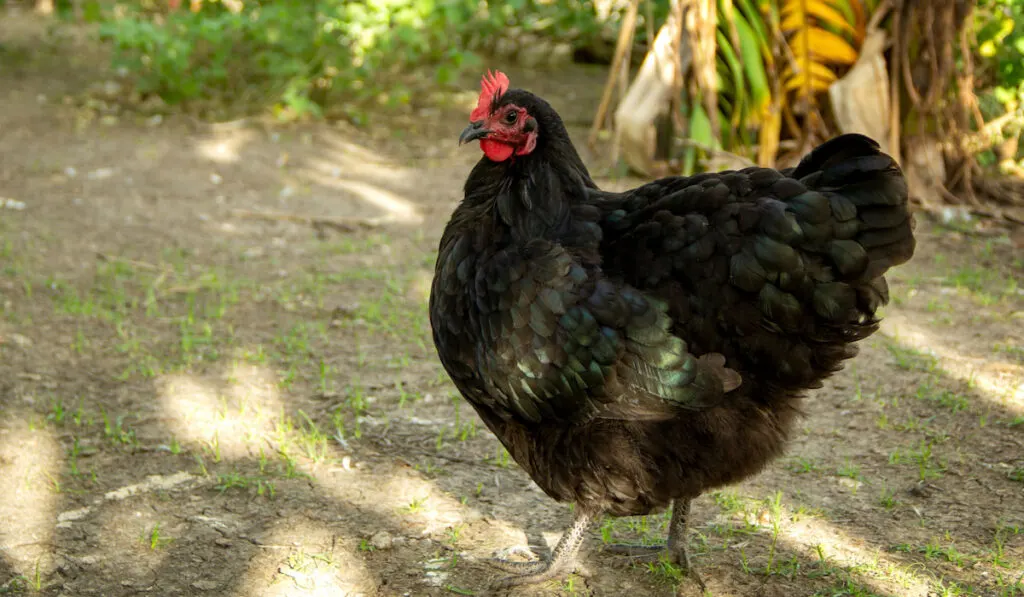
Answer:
429;71;916;590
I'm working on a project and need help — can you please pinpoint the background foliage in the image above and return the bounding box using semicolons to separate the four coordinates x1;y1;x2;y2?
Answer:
976;0;1024;112
29;0;1024;187
87;0;669;121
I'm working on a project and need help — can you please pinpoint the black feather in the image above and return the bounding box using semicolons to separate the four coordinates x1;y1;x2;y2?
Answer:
430;81;915;535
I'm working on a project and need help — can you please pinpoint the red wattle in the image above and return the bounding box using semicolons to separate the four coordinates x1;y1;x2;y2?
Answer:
480;139;514;162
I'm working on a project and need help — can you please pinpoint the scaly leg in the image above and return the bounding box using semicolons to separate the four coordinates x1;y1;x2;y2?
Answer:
489;508;594;589
605;498;705;590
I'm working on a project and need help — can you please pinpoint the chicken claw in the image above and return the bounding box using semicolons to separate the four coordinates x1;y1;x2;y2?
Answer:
488;509;594;589
604;499;706;591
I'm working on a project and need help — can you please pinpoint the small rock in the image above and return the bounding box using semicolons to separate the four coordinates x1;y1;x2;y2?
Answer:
77;555;101;566
210;173;223;185
7;333;32;349
838;477;863;491
191;580;220;591
86;168;114;180
101;80;123;99
369;530;393;550
423;570;449;586
214;538;232;548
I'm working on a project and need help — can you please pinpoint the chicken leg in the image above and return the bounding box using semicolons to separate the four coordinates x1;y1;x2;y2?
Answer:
489;508;594;588
605;498;705;590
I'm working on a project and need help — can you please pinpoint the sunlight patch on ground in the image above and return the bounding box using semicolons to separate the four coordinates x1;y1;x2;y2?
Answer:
229;518;375;597
881;315;1024;415
313;462;480;538
315;132;410;171
193;128;258;164
158;360;283;459
223;360;282;417
373;473;473;535
298;130;428;224
0;420;61;578
301;170;424;225
306;451;501;543
303;154;413;183
782;514;932;596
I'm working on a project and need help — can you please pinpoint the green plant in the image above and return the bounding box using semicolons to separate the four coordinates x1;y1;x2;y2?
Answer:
98;0;666;121
975;0;1024;110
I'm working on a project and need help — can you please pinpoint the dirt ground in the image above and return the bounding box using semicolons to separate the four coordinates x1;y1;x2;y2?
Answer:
1;13;1022;597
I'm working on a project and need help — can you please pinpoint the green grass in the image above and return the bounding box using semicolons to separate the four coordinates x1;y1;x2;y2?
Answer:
214;470;277;498
404;496;428;514
941;265;1019;306
914;378;970;413
144;522;173;550
885;341;939;372
2;155;1021;597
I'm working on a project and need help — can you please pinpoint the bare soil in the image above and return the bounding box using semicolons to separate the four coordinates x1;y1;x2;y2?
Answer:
1;13;1022;597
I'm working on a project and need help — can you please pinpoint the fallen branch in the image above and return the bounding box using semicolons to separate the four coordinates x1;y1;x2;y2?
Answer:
230;209;389;234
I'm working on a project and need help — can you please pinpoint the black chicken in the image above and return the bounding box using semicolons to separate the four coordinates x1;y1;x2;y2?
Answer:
429;70;915;590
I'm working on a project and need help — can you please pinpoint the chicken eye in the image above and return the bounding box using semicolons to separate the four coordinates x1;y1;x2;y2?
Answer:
504;111;518;124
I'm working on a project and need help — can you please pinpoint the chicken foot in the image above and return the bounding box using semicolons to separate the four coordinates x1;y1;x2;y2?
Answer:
489;508;594;588
605;498;705;590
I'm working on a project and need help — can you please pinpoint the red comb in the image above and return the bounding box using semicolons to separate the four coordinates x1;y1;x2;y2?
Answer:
470;70;509;121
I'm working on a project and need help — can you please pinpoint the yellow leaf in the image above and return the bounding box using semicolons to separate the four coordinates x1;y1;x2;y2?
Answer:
783;72;836;94
790;28;859;64
782;61;839;85
781;0;855;35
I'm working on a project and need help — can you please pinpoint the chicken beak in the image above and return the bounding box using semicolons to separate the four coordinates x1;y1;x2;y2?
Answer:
459;121;490;145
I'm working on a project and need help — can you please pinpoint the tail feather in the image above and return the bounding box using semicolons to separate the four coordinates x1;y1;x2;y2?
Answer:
795;134;916;284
